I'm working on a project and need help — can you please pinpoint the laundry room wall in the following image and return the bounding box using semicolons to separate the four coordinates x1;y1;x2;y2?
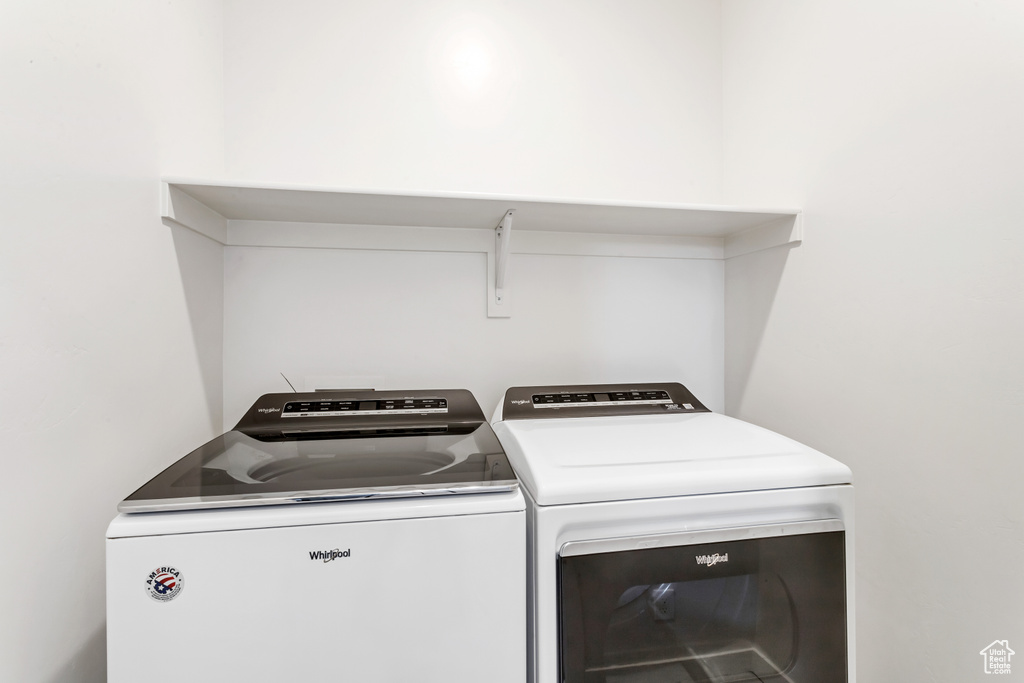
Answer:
222;247;725;424
12;3;1013;681
219;0;728;425
0;2;224;681
721;1;1024;680
223;0;724;202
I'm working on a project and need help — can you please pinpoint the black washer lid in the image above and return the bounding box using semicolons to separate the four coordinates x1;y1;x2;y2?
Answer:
119;389;516;513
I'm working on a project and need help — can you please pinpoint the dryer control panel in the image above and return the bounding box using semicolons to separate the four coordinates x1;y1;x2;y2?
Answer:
501;382;710;420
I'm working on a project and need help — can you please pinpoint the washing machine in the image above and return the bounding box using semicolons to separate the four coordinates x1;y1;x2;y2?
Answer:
491;382;854;683
107;389;525;683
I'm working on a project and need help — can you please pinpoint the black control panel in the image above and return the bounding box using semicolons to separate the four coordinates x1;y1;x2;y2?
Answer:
282;397;447;417
532;390;671;408
501;383;710;420
235;390;481;439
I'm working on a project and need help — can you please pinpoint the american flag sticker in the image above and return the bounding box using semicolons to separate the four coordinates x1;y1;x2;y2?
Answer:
145;566;183;602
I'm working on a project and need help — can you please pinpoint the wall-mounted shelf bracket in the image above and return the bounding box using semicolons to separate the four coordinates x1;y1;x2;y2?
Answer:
491;210;514;317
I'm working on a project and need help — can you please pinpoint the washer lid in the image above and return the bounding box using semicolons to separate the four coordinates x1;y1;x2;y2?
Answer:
492;411;852;506
120;390;517;513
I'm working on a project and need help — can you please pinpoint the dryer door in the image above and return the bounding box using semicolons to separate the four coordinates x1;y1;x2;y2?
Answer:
558;520;847;683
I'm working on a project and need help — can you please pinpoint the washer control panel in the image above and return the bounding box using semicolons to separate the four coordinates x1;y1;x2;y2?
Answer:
234;390;484;439
502;383;710;420
282;397;447;418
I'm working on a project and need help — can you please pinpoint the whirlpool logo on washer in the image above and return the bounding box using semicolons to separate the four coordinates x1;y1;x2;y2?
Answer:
309;548;351;563
695;553;728;567
145;566;183;602
511;399;530;405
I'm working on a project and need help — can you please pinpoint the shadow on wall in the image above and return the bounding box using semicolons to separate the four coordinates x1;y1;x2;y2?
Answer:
47;623;105;683
169;222;224;434
725;242;795;416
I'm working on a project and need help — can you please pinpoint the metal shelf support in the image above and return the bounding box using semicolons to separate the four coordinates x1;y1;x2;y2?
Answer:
495;210;513;303
489;210;514;317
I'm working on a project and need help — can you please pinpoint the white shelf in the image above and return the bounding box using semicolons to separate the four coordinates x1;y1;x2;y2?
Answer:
160;179;803;317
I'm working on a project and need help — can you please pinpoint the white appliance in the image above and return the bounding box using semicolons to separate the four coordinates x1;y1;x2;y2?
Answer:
491;383;855;683
107;389;525;682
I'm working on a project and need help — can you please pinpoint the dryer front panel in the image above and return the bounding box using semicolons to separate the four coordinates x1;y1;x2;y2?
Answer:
558;521;846;683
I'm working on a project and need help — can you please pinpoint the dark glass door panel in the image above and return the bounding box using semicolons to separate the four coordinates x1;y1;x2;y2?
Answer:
559;525;847;683
120;424;516;512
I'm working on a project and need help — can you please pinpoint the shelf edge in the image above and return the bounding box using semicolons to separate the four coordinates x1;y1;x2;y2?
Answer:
162;177;803;218
161;179;801;259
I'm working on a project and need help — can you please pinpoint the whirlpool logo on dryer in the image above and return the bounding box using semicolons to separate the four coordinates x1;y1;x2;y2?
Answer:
309;548;351;563
695;553;728;567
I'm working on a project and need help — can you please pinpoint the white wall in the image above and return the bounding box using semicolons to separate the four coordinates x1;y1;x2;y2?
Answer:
0;2;224;681
722;1;1024;680
220;0;728;424
224;0;724;203
222;247;724;425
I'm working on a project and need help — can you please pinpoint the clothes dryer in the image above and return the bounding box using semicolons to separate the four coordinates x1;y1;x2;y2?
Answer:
107;389;525;683
491;383;854;683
